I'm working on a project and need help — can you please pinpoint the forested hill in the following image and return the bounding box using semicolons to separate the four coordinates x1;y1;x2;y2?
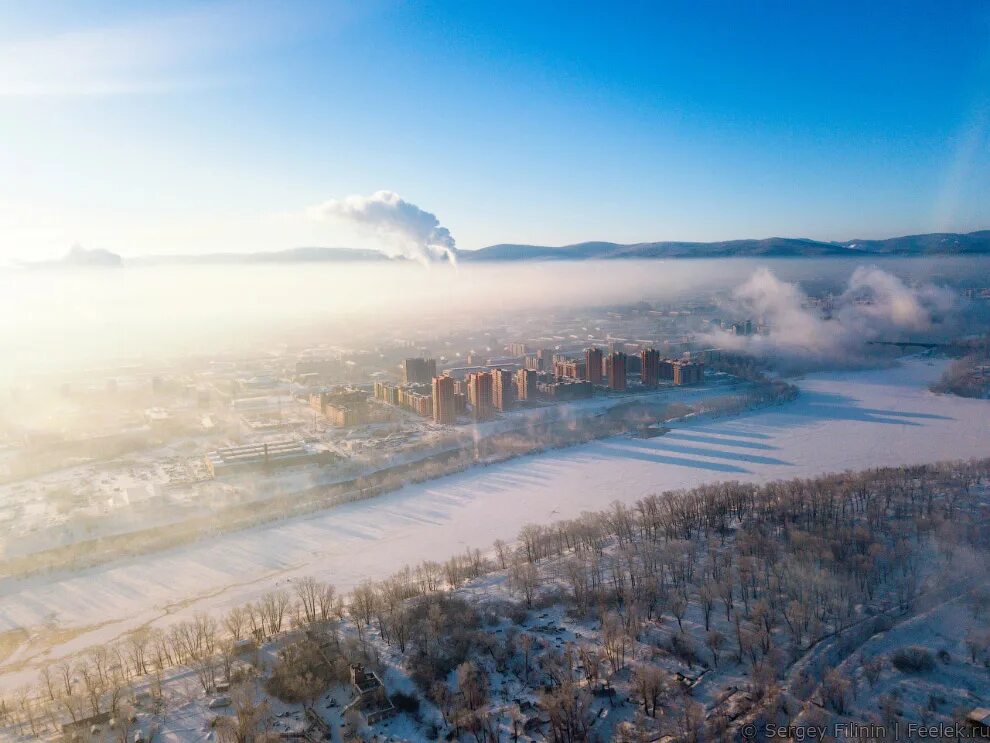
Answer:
459;230;990;261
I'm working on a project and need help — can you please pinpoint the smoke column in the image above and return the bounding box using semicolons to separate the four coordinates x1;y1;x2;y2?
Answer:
310;190;457;265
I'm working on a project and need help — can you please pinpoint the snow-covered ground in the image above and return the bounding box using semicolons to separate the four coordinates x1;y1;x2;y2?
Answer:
817;590;989;734
1;356;988;693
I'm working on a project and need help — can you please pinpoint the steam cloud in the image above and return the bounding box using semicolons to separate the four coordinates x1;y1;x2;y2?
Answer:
709;266;961;370
310;190;457;265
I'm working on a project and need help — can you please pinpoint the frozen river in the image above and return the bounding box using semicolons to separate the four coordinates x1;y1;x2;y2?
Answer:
1;356;988;690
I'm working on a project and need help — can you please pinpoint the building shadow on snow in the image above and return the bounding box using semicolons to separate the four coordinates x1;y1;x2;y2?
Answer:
770;390;953;427
663;431;780;451
597;442;751;474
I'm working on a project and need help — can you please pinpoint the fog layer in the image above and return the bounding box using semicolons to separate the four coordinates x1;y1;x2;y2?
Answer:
708;265;966;370
2;256;987;385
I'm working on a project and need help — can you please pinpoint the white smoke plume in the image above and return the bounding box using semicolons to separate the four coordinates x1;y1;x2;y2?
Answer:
709;266;961;370
310;190;457;265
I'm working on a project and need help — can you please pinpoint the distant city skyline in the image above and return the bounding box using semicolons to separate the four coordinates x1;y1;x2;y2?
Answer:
1;0;989;260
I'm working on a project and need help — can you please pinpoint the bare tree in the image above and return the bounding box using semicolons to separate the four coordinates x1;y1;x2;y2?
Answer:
348;582;377;630
706;629;726;668
669;595;687;633
214;684;272;743
456;661;488;711
126;630;150;677
318;582;340;622
223;606;247;642
493;539;510;570
699;584;716;631
258;590;290;636
14;687;41;739
600;612;628;674
632;664;669;717
430;680;454;726
508;558;540;608
519;633;534;685
540;680;593;743
294;576;322;625
77;659;105;717
37;666;59;706
578;645;601;693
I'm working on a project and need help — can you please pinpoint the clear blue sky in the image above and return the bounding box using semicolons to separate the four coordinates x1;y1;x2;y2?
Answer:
1;0;988;258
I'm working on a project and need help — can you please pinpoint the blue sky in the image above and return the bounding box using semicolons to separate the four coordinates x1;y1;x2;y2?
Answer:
1;0;988;258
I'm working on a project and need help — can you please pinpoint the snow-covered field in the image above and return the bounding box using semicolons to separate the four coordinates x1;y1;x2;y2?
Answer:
1;356;988;692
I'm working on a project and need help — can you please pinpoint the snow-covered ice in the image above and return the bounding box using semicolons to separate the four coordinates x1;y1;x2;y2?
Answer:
1;356;988;691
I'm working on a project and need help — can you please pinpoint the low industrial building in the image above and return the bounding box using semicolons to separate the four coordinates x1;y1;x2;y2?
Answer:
204;439;333;476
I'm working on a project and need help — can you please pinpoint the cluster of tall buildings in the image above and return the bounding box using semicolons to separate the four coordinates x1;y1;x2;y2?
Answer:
375;359;519;424
551;348;628;390
372;349;704;427
548;347;702;392
639;349;704;386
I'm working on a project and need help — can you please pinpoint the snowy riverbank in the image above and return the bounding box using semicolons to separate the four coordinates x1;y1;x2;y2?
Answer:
1;356;987;692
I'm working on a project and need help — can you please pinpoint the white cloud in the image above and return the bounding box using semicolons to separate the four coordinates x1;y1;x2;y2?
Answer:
0;1;306;97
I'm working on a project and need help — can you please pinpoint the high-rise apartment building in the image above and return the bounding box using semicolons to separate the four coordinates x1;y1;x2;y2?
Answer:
491;368;514;411
432;375;457;424
585;347;604;384
467;371;495;421
536;348;554;372
605;352;627;391
403;357;437;385
640;348;661;387
515;368;537;401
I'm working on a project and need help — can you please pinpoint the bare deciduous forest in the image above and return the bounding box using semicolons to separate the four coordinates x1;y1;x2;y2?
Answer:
4;458;989;741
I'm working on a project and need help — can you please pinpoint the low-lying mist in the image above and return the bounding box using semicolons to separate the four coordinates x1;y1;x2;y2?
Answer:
1;256;987;387
706;265;975;371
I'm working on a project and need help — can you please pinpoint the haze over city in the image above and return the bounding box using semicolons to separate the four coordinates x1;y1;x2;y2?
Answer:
2;3;990;743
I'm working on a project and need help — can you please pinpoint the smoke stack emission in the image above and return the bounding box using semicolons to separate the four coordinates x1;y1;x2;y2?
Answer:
310;190;457;265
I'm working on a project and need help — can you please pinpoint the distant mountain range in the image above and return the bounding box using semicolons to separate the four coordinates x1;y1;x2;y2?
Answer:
22;230;990;268
460;230;990;261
